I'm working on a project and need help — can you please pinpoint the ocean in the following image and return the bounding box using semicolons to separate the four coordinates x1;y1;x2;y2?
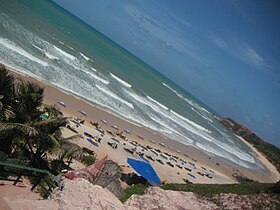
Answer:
0;0;263;169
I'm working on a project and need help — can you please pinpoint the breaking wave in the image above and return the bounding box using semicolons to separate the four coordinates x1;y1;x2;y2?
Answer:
110;73;132;88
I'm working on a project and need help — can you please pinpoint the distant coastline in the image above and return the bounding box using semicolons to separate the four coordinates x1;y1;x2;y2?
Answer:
216;116;280;173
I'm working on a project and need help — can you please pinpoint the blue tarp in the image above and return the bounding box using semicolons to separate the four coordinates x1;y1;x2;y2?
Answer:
127;158;161;185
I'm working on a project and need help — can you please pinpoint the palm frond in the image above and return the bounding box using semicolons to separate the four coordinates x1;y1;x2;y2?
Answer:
48;134;61;149
63;134;82;141
0;122;38;137
34;117;67;127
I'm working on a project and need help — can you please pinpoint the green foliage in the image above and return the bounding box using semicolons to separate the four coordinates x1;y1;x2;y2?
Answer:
161;183;274;197
81;155;96;166
219;117;280;173
119;183;275;203
119;184;147;203
0;64;69;172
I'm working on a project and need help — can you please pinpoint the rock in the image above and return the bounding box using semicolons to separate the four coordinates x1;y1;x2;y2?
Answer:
125;187;218;210
5;178;127;210
214;193;280;210
102;160;122;179
93;160;123;197
94;174;123;198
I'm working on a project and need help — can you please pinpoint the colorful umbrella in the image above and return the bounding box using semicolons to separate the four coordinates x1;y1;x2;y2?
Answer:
100;119;108;125
110;125;119;131
123;130;131;135
78;110;87;117
56;101;66;107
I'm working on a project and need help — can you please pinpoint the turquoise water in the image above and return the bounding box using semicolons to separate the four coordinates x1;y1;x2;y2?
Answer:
0;0;263;169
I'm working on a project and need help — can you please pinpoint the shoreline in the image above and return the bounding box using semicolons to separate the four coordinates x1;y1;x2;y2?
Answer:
6;66;280;183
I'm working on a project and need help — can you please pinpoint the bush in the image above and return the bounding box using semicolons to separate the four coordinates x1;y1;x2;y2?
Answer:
161;183;274;197
81;155;96;166
119;184;147;203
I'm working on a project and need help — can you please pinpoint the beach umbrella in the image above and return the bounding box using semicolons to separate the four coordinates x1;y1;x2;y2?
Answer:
41;112;49;120
138;135;144;140
78;110;87;117
110;125;119;131
127;158;161;185
99;119;108;129
86;138;99;147
100;119;108;125
122;129;131;137
56;101;66;108
111;137;120;144
123;130;131;134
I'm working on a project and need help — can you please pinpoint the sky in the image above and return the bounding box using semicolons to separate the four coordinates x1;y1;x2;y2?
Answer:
52;0;280;148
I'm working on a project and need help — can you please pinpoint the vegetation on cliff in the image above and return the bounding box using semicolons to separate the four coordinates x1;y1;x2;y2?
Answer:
217;117;280;173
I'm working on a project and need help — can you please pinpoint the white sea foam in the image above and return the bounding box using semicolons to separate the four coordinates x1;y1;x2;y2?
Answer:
58;40;73;50
80;52;90;61
32;44;43;51
110;73;132;88
82;69;109;84
191;107;213;122
162;83;211;115
162;82;184;98
32;44;58;60
95;84;134;109
44;51;59;60
147;96;169;110
91;67;97;72
170;110;212;134
195;142;255;168
53;45;76;60
125;90;212;142
0;38;48;67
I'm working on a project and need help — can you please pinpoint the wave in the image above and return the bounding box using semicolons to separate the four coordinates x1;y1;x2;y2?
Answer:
147;96;169;110
125;90;212;142
59;40;73;50
110;73;132;88
53;45;76;60
0;37;48;67
170;110;211;133
162;82;184;99
80;52;90;61
32;44;43;51
191;107;213;122
95;84;134;109
195;142;255;168
162;83;211;115
31;44;59;61
82;69;109;84
91;67;97;72
148;114;194;144
44;51;59;60
125;90;168;115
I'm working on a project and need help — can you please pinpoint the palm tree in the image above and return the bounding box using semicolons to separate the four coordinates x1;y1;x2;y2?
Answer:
0;64;71;172
0;64;16;122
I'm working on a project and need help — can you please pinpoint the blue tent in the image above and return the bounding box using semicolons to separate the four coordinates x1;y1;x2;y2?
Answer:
127;158;161;185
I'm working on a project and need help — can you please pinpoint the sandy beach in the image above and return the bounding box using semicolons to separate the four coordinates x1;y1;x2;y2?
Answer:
7;68;280;184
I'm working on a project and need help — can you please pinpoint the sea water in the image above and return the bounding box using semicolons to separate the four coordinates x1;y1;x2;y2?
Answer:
0;0;263;169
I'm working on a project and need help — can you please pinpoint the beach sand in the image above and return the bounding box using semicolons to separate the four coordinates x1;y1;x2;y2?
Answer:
7;68;280;184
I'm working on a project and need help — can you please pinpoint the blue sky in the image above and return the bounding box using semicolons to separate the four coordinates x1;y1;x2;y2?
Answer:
52;0;280;147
